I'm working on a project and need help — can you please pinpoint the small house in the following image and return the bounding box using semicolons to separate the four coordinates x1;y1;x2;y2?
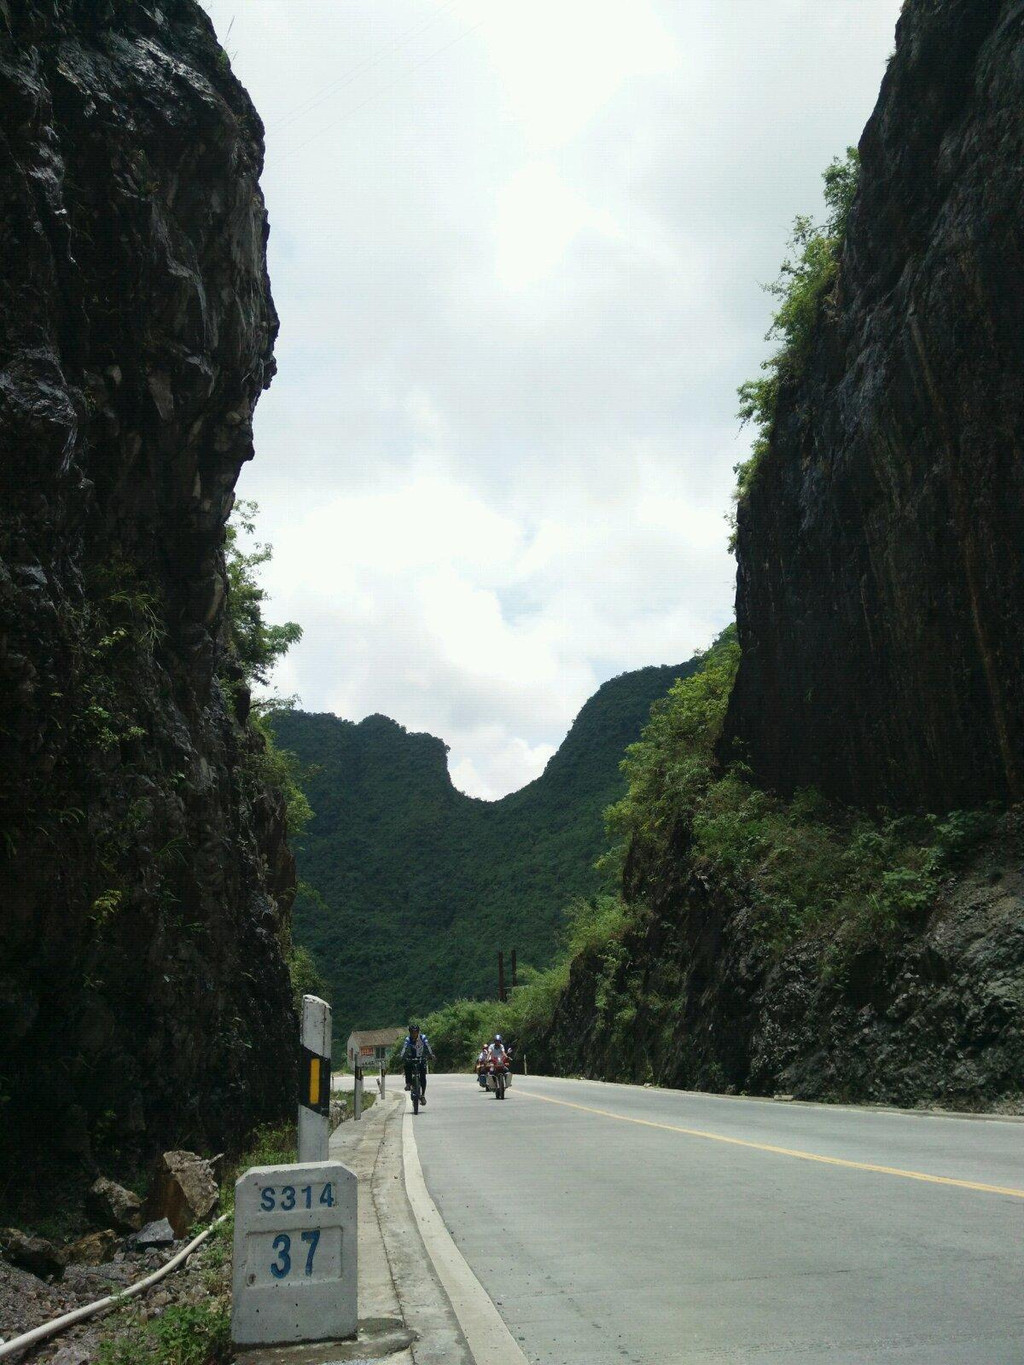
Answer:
346;1026;405;1071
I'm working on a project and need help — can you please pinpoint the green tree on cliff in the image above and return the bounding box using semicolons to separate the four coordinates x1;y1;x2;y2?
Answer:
734;147;860;504
224;499;302;685
223;498;311;837
223;502;327;1003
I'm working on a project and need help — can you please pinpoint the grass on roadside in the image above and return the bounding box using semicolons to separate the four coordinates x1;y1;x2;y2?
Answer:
96;1301;231;1365
94;1122;297;1365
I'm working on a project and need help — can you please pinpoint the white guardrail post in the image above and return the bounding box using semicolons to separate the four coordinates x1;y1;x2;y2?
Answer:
298;994;331;1163
353;1063;363;1120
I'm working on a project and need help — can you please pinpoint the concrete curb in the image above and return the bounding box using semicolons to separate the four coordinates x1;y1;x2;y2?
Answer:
401;1110;528;1365
356;1093;473;1364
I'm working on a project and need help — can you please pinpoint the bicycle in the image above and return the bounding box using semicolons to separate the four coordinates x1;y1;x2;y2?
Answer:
405;1058;427;1114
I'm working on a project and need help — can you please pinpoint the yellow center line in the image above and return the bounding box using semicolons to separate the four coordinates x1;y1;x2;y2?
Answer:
514;1087;1024;1201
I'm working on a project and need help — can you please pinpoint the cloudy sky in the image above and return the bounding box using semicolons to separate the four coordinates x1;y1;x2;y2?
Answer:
198;0;902;799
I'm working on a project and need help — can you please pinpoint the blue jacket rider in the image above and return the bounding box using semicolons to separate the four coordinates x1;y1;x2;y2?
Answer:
400;1023;435;1103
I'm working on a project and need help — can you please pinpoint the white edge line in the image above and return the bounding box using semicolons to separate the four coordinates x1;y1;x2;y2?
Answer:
401;1108;529;1365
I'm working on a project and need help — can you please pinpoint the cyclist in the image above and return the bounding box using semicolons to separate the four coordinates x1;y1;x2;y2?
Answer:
400;1023;435;1105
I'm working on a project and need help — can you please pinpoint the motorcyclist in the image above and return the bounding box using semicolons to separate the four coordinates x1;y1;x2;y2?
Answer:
476;1042;490;1088
488;1034;508;1068
483;1034;511;1097
400;1023;435;1105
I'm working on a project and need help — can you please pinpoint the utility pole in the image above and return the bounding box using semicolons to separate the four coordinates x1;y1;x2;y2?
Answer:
511;948;517;991
498;950;505;1003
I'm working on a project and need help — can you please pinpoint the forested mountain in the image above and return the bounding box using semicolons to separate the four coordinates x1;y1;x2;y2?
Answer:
271;660;698;1040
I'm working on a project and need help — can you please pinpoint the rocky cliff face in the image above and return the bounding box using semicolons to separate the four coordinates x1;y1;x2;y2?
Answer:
726;0;1024;810
541;812;1024;1107
0;0;295;1196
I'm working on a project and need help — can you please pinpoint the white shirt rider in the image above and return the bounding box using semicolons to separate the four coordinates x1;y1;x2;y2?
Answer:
488;1036;507;1065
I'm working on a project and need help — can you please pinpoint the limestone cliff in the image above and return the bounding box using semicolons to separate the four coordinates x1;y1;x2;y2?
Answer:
725;0;1024;810
0;0;295;1197
540;812;1024;1106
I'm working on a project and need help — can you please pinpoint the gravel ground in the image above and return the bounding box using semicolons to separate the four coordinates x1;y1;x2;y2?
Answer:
0;1260;81;1344
0;1234;223;1364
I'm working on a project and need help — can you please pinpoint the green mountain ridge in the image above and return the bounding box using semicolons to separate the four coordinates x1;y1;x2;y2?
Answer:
271;659;700;1041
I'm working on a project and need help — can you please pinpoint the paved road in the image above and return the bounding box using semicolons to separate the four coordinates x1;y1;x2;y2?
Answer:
411;1075;1024;1363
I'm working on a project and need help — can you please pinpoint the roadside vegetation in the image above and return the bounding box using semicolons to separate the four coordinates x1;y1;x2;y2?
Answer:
93;1124;297;1365
223;500;311;838
420;622;997;1074
222;501;330;1009
96;1302;231;1365
271;660;695;1042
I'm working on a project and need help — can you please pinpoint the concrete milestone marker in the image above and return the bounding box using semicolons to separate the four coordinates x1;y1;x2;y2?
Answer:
231;1160;357;1345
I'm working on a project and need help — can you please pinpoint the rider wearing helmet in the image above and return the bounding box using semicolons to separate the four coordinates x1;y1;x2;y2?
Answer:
400;1023;435;1104
488;1034;507;1065
476;1041;490;1087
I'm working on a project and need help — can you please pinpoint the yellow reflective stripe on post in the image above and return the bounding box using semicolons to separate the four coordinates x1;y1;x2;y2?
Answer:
298;1043;332;1116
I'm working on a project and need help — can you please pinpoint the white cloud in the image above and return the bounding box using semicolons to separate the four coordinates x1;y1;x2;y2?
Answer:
451;734;558;805
495;161;611;293
200;0;903;798
475;0;678;153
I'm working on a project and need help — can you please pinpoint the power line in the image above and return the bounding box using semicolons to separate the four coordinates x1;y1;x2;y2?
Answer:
278;12;488;160
270;0;462;135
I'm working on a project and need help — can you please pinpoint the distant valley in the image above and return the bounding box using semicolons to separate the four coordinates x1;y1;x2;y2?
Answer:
271;660;698;1041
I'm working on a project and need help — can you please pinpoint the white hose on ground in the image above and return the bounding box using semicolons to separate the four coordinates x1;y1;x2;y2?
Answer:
0;1213;229;1360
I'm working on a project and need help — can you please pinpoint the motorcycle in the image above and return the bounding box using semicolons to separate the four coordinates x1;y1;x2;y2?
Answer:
485;1055;511;1100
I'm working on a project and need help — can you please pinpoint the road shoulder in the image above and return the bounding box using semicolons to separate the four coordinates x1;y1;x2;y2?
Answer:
400;1108;529;1365
370;1097;476;1365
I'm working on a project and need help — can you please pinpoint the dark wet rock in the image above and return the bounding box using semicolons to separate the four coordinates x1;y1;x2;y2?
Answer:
0;1226;66;1278
0;0;295;1198
133;1218;175;1248
87;1178;143;1235
724;0;1024;810
64;1230;118;1266
145;1151;217;1238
